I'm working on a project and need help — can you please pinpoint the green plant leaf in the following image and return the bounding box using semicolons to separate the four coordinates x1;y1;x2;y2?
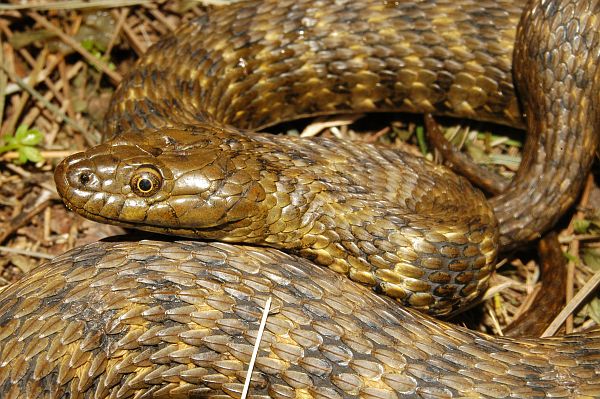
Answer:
1;134;17;147
582;248;600;271
0;125;45;165
21;129;42;146
415;125;428;155
574;219;592;234
81;38;95;52
564;251;579;264
586;298;600;324
19;146;43;164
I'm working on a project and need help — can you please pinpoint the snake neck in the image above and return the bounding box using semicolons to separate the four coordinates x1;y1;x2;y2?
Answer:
56;127;498;316
197;133;500;316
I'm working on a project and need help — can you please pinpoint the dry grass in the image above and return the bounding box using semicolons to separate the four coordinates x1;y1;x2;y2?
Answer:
0;0;598;336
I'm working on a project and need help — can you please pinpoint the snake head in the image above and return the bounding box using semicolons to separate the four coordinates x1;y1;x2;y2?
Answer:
54;129;268;238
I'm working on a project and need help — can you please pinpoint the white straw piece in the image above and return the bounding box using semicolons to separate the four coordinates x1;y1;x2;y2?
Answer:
241;296;272;399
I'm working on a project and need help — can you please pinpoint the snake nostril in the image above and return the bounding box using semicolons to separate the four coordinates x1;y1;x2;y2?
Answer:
78;172;91;186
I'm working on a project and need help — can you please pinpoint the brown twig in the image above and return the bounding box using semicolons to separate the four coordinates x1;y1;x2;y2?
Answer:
0;63;89;137
1;150;76;161
0;33;7;130
0;198;54;245
565;174;595;332
27;12;122;84
115;9;148;56
0;1;155;11
0;246;54;260
4;48;47;136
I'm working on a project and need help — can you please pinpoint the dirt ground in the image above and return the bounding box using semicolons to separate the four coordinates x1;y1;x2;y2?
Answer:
0;0;598;337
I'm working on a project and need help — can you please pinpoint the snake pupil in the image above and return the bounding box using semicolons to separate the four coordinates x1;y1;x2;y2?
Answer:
130;166;162;197
138;178;152;192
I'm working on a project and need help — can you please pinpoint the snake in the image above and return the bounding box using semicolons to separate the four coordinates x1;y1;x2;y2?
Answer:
1;0;600;396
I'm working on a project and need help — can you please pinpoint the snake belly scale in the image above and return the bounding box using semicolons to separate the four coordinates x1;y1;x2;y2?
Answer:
0;0;599;397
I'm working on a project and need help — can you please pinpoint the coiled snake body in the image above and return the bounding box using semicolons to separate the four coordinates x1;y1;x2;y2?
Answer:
2;0;600;397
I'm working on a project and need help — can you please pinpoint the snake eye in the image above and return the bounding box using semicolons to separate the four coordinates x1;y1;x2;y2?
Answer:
130;166;162;197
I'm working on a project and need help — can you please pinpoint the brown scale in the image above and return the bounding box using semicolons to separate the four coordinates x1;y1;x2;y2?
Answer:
0;241;598;397
10;0;599;396
98;0;595;249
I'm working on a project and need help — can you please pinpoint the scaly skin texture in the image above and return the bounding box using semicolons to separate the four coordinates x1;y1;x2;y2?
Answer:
97;0;598;249
36;0;600;396
54;0;520;316
55;128;498;316
0;240;598;398
492;0;600;246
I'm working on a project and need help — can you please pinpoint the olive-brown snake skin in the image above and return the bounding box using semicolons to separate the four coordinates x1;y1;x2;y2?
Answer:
1;239;599;398
3;0;600;397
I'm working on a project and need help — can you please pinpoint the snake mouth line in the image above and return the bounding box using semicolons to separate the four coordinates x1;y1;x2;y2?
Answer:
58;190;160;231
61;191;244;240
71;204;193;237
